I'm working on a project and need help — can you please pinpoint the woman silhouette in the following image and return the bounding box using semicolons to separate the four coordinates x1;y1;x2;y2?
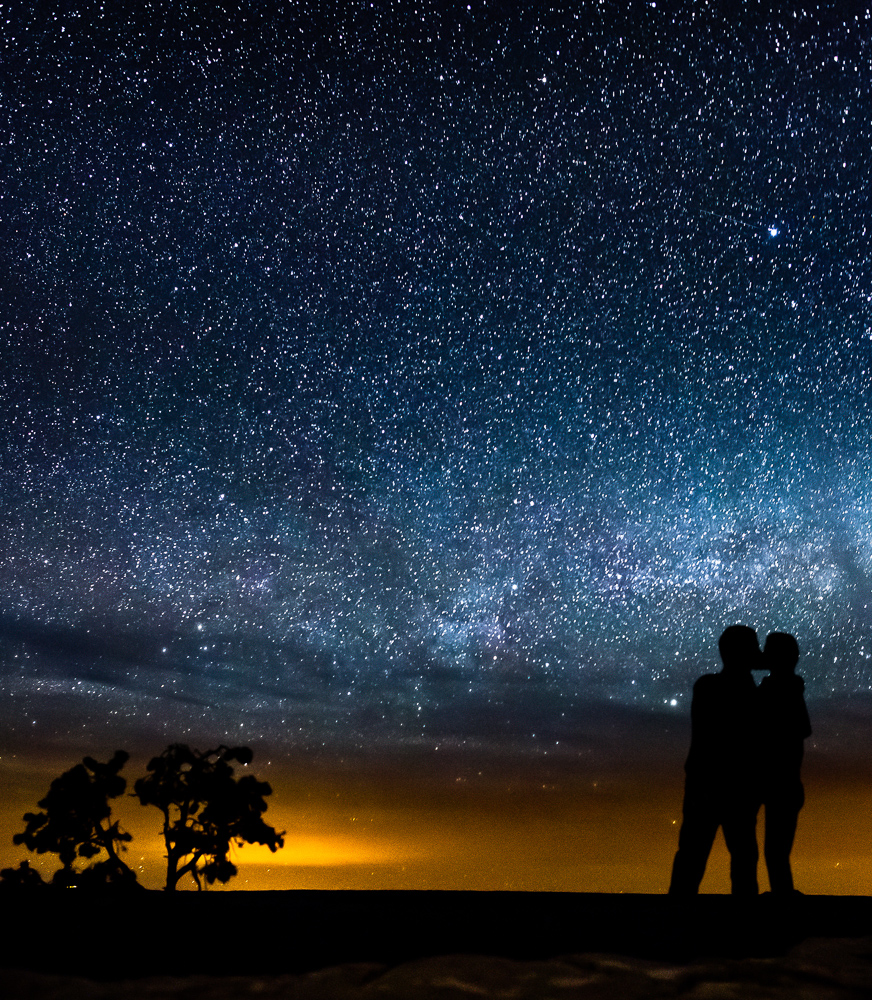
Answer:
758;632;811;895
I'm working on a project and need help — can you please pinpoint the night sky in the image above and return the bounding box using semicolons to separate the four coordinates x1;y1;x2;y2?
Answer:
2;2;871;892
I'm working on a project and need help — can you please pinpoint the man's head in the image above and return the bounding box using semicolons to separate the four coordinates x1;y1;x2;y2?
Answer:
763;632;800;675
718;624;761;671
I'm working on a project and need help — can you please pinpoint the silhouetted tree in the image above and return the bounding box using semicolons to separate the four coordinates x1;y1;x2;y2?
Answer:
12;750;138;887
133;744;284;891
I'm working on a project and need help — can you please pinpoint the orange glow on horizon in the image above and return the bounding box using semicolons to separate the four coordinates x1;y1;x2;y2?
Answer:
3;749;870;894
234;835;421;867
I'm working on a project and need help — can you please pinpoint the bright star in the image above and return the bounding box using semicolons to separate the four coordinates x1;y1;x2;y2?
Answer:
768;226;779;237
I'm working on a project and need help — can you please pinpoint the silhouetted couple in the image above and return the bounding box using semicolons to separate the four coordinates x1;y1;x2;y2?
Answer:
669;625;811;897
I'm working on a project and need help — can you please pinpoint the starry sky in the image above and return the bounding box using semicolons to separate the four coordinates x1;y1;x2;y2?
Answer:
2;2;871;892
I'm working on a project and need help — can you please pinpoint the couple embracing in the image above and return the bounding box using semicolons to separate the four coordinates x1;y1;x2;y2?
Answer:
669;625;812;897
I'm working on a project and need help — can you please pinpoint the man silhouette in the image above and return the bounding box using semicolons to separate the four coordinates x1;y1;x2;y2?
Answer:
669;624;762;896
758;632;811;895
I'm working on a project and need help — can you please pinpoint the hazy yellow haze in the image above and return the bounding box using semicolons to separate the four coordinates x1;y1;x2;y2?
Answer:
2;743;869;894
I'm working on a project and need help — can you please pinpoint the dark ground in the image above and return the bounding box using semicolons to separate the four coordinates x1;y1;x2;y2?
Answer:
1;890;871;980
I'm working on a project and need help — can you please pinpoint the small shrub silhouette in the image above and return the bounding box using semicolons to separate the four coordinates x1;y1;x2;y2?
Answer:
0;860;47;887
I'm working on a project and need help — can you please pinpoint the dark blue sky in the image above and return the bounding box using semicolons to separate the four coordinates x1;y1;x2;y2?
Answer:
2;2;872;761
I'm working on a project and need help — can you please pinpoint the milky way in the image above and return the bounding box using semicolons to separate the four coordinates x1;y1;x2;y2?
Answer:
2;3;872;755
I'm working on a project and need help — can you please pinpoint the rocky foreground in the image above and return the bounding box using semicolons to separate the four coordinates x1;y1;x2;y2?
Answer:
3;934;872;999
2;891;871;998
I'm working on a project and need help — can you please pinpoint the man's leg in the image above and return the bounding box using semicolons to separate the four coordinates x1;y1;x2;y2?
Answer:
722;799;760;896
669;790;719;895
